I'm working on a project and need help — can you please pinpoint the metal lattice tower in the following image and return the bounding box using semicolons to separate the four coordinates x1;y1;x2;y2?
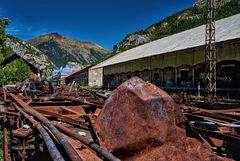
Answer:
205;0;217;97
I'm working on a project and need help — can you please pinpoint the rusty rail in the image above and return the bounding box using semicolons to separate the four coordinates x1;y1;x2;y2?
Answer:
52;121;121;161
3;117;11;161
59;96;103;108
0;111;21;117
12;103;65;161
10;94;82;161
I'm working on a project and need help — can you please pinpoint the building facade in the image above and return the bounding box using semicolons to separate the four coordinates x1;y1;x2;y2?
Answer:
102;39;240;89
65;65;94;86
89;14;240;90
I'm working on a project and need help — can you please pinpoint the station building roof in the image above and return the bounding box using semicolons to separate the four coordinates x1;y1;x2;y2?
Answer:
91;13;240;70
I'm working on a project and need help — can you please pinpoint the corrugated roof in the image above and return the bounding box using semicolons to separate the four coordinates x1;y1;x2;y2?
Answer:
91;13;240;70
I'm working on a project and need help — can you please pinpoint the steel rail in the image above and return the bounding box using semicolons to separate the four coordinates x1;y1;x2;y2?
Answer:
0;111;21;117
195;112;239;122
206;119;240;128
35;108;86;125
190;125;240;142
59;96;103;108
10;94;82;161
12;103;65;161
185;113;231;124
52;121;121;161
3;117;12;161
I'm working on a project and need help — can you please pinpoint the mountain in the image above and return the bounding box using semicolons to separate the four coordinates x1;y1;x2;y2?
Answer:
114;0;240;53
28;33;112;68
4;36;56;77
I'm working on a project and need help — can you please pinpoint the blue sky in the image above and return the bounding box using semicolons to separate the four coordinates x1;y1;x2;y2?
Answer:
0;0;196;50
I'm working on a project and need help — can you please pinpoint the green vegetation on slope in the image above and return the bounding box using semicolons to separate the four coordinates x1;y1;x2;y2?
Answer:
36;39;78;68
114;0;240;52
28;33;111;68
0;18;12;58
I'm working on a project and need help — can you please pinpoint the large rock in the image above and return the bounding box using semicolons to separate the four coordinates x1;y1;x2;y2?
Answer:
95;77;231;160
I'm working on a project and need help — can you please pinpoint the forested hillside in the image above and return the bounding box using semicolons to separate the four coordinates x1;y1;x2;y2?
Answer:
114;0;240;53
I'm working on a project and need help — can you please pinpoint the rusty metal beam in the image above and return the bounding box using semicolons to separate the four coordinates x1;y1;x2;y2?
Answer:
185;113;231;124
196;112;239;122
0;111;21;117
190;125;240;142
83;115;99;145
12;103;65;161
52;121;121;161
10;94;82;161
3;88;10;103
59;96;103;108
35;108;85;125
3;117;11;161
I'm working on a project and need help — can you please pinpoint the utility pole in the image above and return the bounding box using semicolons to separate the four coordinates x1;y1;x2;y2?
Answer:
205;0;217;100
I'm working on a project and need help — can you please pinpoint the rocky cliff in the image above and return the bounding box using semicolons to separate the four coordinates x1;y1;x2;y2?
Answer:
4;36;55;76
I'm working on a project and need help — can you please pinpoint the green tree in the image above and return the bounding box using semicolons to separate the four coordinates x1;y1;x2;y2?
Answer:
0;59;31;85
0;18;31;85
0;18;10;56
0;54;4;64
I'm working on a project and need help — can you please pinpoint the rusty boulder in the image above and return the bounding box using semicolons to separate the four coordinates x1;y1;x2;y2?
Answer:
95;77;231;160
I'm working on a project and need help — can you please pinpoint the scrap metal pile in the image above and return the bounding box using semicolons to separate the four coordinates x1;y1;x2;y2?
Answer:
0;77;238;161
183;106;240;160
0;79;119;161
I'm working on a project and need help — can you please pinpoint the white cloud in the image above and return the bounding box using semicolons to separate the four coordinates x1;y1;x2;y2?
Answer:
6;27;21;33
6;22;48;40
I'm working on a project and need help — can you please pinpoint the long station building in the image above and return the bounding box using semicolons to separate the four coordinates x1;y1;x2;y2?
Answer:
89;13;240;90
